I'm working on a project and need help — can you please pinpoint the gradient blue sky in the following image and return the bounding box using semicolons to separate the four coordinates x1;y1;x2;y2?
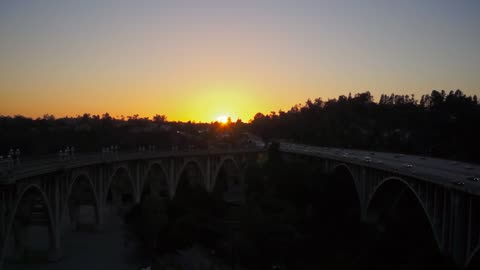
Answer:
1;0;479;121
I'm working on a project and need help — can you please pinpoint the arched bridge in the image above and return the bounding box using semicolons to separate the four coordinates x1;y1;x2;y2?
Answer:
1;143;480;269
0;148;261;269
279;143;480;268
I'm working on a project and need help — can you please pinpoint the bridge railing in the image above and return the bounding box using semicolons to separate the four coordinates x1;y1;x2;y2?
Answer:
0;160;12;178
0;145;263;183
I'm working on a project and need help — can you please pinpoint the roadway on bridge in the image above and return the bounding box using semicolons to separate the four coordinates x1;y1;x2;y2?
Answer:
0;147;260;183
3;144;480;194
280;143;480;194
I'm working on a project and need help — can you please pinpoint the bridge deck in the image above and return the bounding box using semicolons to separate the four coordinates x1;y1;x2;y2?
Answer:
280;143;480;195
0;148;262;184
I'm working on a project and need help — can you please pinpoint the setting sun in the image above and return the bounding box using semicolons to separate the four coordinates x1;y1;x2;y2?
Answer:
217;115;229;124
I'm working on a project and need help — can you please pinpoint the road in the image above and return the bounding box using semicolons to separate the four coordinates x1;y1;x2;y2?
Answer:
0;147;261;184
3;143;479;194
279;143;480;195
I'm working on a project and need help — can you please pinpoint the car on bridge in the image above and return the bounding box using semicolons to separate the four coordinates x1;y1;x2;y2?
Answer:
453;180;465;186
467;176;479;182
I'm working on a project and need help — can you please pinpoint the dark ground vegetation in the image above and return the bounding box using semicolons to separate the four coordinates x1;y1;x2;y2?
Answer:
124;145;459;270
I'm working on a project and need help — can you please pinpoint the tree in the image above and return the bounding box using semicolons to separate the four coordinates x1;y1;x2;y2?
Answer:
153;114;167;123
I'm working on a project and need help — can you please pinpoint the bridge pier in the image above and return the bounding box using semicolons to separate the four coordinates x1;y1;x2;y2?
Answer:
11;222;27;261
47;231;63;262
206;157;212;192
93;197;105;233
358;167;368;223
449;191;469;268
168;159;175;199
67;204;100;232
88;218;104;233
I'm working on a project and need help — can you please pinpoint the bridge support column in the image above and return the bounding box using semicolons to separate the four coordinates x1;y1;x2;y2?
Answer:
0;191;8;270
94;195;107;233
206;157;212;192
357;167;368;222
134;164;142;205
133;190;141;205
449;191;469;268
11;222;27;261
91;168;104;233
49;176;64;262
0;193;5;244
94;217;104;232
168;159;175;199
67;203;79;232
48;228;63;262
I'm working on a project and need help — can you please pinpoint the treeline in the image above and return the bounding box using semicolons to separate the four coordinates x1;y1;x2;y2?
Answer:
2;89;479;162
0;113;248;156
250;90;480;163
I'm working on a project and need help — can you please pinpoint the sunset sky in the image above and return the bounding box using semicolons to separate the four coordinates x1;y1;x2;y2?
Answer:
1;0;479;122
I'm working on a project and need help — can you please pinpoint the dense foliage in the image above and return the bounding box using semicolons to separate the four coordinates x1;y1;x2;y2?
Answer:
2;89;479;163
124;146;458;270
250;90;480;163
0;113;249;156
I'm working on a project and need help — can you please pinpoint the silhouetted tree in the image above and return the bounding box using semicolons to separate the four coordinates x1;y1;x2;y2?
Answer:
250;90;480;163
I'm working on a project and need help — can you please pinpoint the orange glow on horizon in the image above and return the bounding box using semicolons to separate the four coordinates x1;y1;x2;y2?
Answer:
217;115;229;124
1;2;480;123
0;79;309;123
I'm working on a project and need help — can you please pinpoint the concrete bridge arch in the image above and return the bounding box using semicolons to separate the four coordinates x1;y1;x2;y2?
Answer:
467;246;480;269
104;166;137;222
212;156;241;189
141;162;170;199
106;165;136;200
211;157;244;204
0;148;271;269
365;176;442;250
174;159;207;197
1;183;57;263
316;163;363;227
330;163;363;210
463;195;480;269
63;172;100;232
